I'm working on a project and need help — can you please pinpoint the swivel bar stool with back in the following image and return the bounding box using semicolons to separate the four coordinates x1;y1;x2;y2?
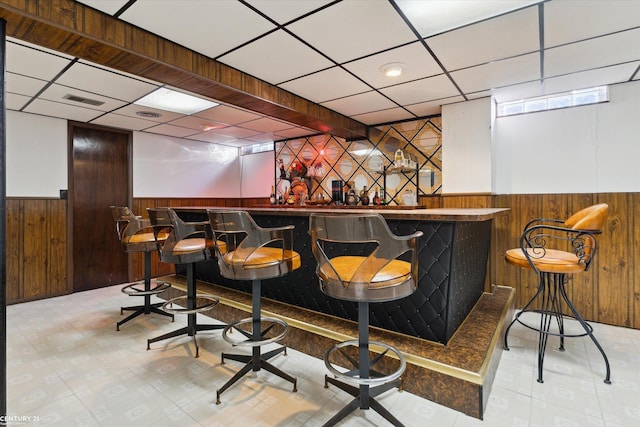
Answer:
504;203;611;384
309;213;423;427
146;207;225;358
111;206;174;331
206;209;299;405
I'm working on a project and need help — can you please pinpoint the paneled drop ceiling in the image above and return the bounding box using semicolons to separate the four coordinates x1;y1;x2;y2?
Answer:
4;0;640;147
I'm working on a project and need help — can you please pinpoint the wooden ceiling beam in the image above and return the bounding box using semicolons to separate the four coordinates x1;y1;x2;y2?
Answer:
0;0;369;139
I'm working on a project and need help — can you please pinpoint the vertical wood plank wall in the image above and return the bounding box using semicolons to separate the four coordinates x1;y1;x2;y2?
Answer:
6;194;639;331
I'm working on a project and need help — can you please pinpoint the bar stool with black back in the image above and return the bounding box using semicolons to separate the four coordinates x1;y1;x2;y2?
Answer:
504;203;611;384
110;206;174;331
206;209;299;405
146;207;225;358
309;213;423;427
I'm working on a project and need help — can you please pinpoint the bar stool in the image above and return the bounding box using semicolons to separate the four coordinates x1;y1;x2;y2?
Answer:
309;213;423;427
504;203;611;384
146;207;225;358
206;209;299;405
110;206;174;331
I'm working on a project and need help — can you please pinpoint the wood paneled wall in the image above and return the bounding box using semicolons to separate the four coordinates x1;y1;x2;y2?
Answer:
6;198;67;303
7;194;639;331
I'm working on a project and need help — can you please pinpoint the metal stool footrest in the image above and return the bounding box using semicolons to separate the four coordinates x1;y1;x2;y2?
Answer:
222;316;289;347
513;309;594;339
121;280;171;296
161;294;219;315
325;339;407;387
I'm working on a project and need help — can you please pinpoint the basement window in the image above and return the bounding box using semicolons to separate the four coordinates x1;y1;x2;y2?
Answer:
240;142;274;156
497;86;609;117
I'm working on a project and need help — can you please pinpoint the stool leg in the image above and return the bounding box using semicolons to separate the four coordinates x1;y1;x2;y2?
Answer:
216;279;296;404
558;277;611;384
322;301;404;427
117;251;174;331
147;262;224;357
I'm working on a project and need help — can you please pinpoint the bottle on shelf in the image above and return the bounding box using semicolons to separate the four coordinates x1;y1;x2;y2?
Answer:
287;186;295;205
269;185;277;205
372;187;381;206
360;185;369;206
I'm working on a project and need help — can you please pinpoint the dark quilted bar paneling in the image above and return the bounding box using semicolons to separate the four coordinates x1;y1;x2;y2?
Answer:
177;210;492;344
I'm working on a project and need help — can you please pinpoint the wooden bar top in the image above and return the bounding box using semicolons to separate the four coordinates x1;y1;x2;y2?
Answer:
173;206;509;221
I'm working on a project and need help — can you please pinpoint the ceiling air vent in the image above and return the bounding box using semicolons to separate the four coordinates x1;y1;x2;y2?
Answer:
63;94;105;106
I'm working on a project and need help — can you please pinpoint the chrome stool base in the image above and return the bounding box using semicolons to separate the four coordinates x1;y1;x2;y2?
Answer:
116;253;174;331
216;279;297;405
146;263;224;358
322;302;407;427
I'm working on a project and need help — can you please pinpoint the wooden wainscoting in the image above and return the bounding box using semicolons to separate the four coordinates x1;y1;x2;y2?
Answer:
443;192;639;330
7;194;638;331
6;198;68;303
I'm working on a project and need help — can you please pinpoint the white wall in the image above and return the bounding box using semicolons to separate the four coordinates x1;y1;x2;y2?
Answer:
493;80;640;194
240;150;275;198
6;110;67;197
442;97;493;194
133;132;240;197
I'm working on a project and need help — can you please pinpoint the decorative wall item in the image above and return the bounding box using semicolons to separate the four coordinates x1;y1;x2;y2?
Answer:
275;117;441;206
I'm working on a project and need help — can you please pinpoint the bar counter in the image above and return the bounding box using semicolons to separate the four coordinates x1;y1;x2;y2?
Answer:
174;206;508;344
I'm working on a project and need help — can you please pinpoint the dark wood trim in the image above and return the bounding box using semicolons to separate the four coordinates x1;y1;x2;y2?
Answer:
0;0;368;140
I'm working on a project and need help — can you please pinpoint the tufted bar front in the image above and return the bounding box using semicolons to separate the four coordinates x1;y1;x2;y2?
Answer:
173;206;508;345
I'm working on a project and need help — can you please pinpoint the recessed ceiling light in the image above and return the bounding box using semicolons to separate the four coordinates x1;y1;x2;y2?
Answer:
136;111;161;118
134;87;219;115
380;62;405;77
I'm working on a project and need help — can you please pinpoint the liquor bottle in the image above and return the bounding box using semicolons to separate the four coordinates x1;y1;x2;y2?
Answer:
269;185;277;205
359;186;369;206
287;186;295;205
372;187;381;206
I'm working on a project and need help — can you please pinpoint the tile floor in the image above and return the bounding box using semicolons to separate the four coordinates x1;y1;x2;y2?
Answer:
5;284;640;427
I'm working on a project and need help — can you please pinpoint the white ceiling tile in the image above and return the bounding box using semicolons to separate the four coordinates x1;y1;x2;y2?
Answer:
121;0;275;58
6;93;32;111
40;84;128;112
380;74;461;105
208;127;262;139
544;28;640;78
287;0;416;63
25;99;104;122
245;0;334;24
56;62;158;102
321;91;398;117
193;105;262;126
91;113;158;131
544;0;640;48
540;62;640;95
407;96;466;117
397;0;542;37
353;107;415;126
239;118;292;133
167;116;229;132
6;73;48;97
6;42;73;81
110;104;185;123
343;42;443;89
428;7;539;71
450;52;540;93
144;124;199;138
279;67;370;103
218;30;334;85
76;0;130;15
